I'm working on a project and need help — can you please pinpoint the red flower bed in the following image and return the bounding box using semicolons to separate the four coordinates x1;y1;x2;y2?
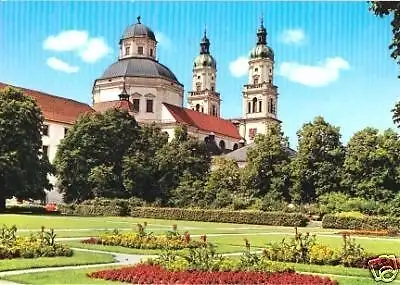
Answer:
88;264;338;284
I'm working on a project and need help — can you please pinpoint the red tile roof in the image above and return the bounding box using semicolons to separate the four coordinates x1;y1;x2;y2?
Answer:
93;100;134;114
0;82;94;125
163;103;242;139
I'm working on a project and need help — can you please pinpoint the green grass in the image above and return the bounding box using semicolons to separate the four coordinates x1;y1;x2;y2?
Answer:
1;266;122;284
0;214;337;237
0;251;115;272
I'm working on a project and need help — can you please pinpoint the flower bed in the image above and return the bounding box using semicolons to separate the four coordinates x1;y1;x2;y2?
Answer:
81;224;207;250
337;229;397;237
0;225;73;259
88;264;337;284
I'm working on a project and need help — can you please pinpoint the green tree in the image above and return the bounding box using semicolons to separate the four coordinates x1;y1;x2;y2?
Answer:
122;123;169;201
170;171;208;208
242;124;291;200
53;109;139;203
291;116;345;203
155;125;211;201
391;101;400;128
342;128;400;202
0;87;53;211
370;1;400;78
204;157;242;208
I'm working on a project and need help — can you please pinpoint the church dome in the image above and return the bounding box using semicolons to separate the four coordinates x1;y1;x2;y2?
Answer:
120;17;156;42
194;53;217;69
249;45;274;61
100;57;182;85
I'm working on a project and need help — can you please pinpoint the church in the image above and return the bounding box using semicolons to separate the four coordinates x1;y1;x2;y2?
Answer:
91;16;281;151
1;16;286;202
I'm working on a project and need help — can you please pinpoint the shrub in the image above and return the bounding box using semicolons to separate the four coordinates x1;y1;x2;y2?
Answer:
322;214;400;231
309;244;340;265
88;264;338;284
130;207;309;227
5;205;53;215
0;225;73;259
81;224;206;250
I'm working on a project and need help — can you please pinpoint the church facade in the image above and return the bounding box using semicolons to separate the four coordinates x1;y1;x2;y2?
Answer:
92;17;281;151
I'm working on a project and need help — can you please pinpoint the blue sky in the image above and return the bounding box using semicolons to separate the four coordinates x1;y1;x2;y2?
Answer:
1;1;399;148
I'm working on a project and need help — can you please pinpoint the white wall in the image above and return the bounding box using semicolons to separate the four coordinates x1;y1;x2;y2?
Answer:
41;120;71;203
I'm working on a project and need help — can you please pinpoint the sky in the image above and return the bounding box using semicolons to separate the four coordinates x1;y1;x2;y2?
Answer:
1;1;399;148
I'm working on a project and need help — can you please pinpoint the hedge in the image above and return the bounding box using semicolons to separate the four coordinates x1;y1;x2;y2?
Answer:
322;214;400;231
130;207;309;227
58;204;127;216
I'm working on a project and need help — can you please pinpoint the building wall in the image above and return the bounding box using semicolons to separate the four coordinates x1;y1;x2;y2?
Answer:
41;120;72;203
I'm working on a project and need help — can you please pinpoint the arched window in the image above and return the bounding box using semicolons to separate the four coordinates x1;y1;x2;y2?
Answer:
259;101;262;112
212;105;216;116
252;97;257;113
196;82;201;91
271;100;276;114
254;78;258;85
201;106;204;113
196;104;200;112
248;102;251;113
233;143;238;150
268;98;273;113
219;140;226;150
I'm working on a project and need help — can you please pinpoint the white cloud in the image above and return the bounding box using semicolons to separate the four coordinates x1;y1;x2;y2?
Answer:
229;56;248;77
43;30;88;52
154;31;172;49
46;57;79;73
278;57;350;87
280;29;305;45
43;30;111;63
79;38;111;63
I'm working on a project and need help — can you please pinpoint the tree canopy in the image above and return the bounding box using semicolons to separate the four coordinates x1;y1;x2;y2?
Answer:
0;87;53;210
370;1;400;78
290;116;345;203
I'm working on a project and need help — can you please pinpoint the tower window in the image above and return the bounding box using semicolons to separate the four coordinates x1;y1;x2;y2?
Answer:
211;85;215;91
211;76;214;80
125;46;130;55
133;99;140;112
248;102;251;113
150;48;153;56
249;128;257;140
255;68;258;72
269;68;272;74
268;98;273;113
197;76;201;79
259;101;262;112
201;106;204;112
196;82;201;91
196;104;200;112
212;105;216;116
138;46;143;55
146;99;153;112
252;97;257;113
254;78;258;85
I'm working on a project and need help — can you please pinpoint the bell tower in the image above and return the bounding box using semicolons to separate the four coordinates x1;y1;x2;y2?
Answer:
187;28;221;117
240;17;280;143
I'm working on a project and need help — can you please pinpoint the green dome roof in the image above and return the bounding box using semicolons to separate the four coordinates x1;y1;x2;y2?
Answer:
194;53;216;69
249;45;274;61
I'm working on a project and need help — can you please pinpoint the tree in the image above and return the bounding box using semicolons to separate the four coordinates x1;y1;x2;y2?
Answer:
155;125;211;201
204;157;242;208
391;101;400;127
342;127;400;202
370;1;400;78
122;123;169;201
291;116;345;203
0;87;53;211
53;109;139;203
242;124;291;200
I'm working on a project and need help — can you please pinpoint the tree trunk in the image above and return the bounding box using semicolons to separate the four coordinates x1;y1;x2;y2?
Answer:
0;195;5;212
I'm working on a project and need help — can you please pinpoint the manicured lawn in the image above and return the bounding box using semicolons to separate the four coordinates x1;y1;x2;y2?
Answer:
0;251;115;272
0;214;337;237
